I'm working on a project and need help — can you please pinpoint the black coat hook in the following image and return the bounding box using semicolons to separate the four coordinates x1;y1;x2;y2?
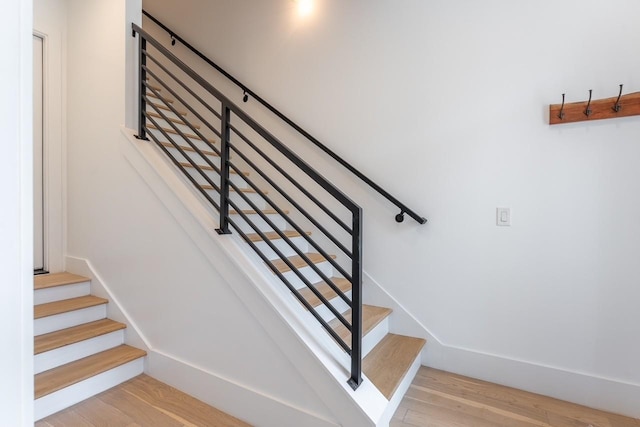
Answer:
613;84;623;113
242;90;249;103
558;93;566;119
584;89;593;117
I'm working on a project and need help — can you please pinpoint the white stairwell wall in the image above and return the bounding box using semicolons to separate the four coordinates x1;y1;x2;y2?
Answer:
63;1;379;426
142;0;640;419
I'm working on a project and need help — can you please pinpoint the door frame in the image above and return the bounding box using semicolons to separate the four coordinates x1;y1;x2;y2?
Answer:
33;24;65;273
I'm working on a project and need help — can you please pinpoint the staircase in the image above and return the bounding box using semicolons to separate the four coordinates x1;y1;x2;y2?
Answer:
141;82;426;422
34;272;146;421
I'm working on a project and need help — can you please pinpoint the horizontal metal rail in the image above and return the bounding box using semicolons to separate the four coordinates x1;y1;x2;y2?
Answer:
142;10;427;225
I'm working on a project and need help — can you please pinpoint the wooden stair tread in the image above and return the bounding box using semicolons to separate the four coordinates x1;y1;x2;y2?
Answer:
272;253;337;273
201;184;266;194
179;162;249;176
230;209;289;216
329;304;391;342
35;295;108;319
147;124;213;143
148;111;200;129
363;333;426;399
299;278;351;308
35;319;126;355
246;230;309;242
146;84;162;92
159;141;218;157
35;345;147;399
148;102;187;116
145;91;174;103
34;272;89;290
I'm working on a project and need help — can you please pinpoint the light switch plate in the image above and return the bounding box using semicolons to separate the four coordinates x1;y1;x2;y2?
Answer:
496;207;511;226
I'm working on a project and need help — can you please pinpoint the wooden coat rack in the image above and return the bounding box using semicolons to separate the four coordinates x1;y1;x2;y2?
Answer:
549;85;640;125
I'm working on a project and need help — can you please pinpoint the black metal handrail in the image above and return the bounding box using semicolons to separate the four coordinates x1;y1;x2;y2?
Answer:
132;23;364;389
141;10;427;225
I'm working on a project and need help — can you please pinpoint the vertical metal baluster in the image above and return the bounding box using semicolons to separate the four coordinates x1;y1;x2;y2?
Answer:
136;35;148;140
216;103;232;234
348;207;363;390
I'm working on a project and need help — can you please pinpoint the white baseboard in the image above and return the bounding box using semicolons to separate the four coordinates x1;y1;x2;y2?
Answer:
363;272;640;419
146;350;339;427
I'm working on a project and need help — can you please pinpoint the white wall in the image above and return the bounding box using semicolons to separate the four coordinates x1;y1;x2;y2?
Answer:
0;0;34;425
64;1;340;424
142;0;640;416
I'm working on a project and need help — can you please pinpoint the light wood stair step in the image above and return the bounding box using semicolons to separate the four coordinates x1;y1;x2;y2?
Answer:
147;102;187;116
146;91;174;103
148;111;200;129
202;184;266;194
159;141;218;157
246;230;310;242
35;296;108;319
230;209;289;216
329;304;392;342
299;277;351;308
146;84;161;92
179;162;249;176
363;333;426;399
34;272;89;291
35;319;126;355
272;253;337;273
35;344;147;399
148;124;214;143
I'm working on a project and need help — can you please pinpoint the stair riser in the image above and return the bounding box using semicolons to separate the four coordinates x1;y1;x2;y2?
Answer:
34;358;144;421
35;305;107;336
188;169;250;190
35;330;124;374
34;282;90;305
361;317;389;359
148;127;208;149
231;213;288;235
310;291;352;323
379;353;423;426
281;260;335;289
253;236;310;260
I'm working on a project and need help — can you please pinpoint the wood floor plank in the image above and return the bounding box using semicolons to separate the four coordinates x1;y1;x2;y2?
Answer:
363;333;425;399
37;408;95;427
71;396;142;427
120;374;251;426
35;345;146;399
299;277;351;308
394;367;640;427
98;386;183;427
34;296;108;319
34;272;89;290
35;319;126;354
271;253;337;273
329;304;391;342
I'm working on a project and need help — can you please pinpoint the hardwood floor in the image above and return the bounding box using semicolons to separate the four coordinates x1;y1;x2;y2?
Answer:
36;374;251;427
36;367;639;426
392;367;640;427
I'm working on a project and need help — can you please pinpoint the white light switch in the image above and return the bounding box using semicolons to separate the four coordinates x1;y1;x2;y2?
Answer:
496;207;511;226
